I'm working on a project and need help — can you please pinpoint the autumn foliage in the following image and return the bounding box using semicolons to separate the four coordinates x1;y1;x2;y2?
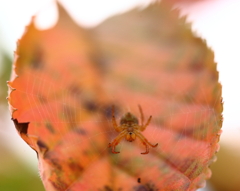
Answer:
7;1;223;191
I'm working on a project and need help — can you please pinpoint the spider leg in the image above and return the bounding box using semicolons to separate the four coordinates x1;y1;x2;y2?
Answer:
138;105;144;127
109;130;127;154
135;131;158;154
112;105;122;132
141;142;149;155
140;115;152;131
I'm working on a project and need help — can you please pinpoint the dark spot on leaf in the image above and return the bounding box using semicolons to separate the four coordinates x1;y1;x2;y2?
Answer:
74;128;87;135
46;122;55;133
68;159;83;172
31;48;44;70
47;158;62;171
12;118;29;134
37;139;48;156
101;104;115;118
50;178;68;191
138;178;141;183
83;100;98;112
145;183;159;191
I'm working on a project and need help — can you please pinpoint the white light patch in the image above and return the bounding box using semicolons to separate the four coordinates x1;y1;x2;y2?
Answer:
58;0;152;27
35;1;58;30
179;0;240;130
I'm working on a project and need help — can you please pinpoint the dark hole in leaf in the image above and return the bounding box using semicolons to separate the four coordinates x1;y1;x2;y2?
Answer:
12;118;29;134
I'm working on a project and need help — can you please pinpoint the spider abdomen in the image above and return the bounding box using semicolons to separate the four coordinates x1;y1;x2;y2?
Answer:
126;132;136;142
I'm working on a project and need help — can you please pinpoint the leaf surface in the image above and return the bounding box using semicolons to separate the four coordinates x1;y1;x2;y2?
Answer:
8;1;223;191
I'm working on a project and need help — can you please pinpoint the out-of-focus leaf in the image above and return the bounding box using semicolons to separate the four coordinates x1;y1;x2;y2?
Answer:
7;1;222;191
8;2;107;191
90;1;223;190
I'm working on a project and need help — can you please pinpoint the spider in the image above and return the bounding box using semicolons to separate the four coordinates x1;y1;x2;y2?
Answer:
109;105;158;154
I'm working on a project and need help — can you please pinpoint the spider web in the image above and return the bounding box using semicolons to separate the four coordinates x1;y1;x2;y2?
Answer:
7;1;222;191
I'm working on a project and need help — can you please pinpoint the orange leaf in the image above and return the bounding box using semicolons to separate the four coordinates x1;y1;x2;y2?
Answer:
7;1;223;191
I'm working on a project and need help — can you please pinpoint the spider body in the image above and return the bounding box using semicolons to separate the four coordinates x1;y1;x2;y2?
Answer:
120;112;138;142
109;106;158;154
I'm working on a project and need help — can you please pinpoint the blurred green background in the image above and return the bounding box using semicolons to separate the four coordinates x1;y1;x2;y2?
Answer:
0;49;44;191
